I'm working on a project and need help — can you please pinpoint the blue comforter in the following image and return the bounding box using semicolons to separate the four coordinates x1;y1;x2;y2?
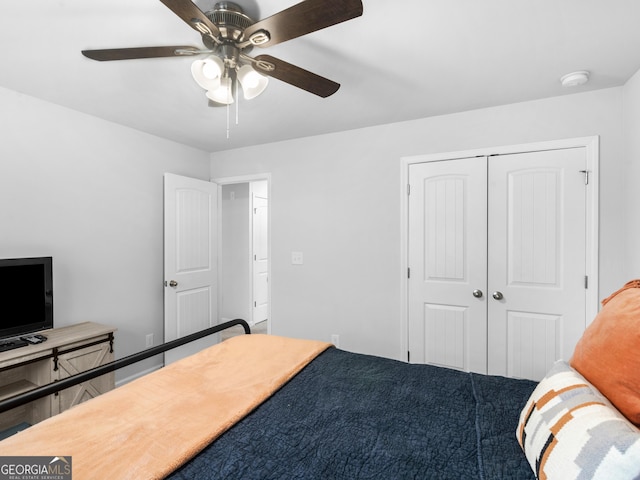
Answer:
169;347;536;479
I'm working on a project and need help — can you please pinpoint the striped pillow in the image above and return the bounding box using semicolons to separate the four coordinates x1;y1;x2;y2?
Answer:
517;361;640;480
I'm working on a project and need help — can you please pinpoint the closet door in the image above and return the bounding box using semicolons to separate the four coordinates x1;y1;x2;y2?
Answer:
408;157;488;373
407;147;588;381
487;148;586;380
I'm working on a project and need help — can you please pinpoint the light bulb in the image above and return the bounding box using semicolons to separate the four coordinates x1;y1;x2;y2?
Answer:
202;61;220;80
191;56;224;90
243;71;260;88
237;65;269;100
206;76;234;105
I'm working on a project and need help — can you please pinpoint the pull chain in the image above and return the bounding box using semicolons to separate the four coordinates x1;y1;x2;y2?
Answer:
236;77;240;126
226;77;233;139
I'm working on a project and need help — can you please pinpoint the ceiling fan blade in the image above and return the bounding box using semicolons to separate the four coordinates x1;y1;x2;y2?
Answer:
243;0;363;47
158;0;221;40
253;55;339;98
82;46;201;61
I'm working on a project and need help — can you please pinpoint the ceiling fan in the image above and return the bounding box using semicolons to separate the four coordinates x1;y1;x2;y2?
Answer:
82;0;364;104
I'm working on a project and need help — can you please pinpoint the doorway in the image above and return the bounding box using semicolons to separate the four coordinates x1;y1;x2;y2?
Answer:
217;175;271;334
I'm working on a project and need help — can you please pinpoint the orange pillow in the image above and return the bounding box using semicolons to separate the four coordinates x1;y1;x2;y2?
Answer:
570;279;640;426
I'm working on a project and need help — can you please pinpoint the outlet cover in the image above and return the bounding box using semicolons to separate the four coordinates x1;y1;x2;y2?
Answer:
291;251;304;265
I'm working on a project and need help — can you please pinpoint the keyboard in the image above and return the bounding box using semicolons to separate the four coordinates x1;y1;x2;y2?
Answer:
0;339;29;352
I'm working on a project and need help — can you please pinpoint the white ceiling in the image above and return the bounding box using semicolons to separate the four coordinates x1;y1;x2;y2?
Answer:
2;1;640;153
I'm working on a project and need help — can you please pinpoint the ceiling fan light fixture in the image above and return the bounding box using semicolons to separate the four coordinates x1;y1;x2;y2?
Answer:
206;75;234;104
237;65;269;99
191;56;224;90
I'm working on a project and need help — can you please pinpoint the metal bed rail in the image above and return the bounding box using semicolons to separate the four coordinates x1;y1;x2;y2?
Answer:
0;318;250;414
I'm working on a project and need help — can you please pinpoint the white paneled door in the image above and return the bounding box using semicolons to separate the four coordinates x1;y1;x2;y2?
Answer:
408;147;588;380
251;182;269;325
408;157;488;373
487;149;586;380
164;173;218;364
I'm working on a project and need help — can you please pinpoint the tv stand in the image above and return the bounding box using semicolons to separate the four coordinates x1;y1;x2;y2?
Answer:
0;322;116;434
0;339;29;353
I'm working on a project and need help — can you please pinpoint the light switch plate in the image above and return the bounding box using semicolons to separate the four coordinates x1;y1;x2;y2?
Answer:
291;251;303;265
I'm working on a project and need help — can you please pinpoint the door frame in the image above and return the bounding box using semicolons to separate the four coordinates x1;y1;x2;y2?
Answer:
399;136;599;363
213;173;272;334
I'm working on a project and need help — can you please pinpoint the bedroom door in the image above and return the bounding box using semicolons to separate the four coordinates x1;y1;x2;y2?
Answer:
408;147;588;380
164;173;219;364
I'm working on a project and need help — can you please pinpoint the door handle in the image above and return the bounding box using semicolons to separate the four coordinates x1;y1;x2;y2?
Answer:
492;291;504;300
472;289;483;298
169;280;178;287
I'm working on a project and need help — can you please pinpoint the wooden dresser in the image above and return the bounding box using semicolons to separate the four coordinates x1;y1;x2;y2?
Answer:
0;322;116;433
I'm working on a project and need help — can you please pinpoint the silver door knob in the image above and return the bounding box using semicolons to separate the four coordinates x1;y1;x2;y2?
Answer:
472;289;483;298
492;291;504;300
169;280;178;287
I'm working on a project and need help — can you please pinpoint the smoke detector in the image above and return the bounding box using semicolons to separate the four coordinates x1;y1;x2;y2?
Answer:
560;71;590;87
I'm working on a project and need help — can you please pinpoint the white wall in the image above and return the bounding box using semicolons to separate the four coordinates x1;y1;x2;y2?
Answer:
0;87;210;382
210;87;628;361
623;70;640;277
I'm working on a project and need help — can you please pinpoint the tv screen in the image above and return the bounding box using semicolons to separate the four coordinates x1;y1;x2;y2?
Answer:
0;257;53;340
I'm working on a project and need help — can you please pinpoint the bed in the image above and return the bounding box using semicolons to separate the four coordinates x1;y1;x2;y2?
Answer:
0;331;536;479
3;277;640;480
167;340;536;480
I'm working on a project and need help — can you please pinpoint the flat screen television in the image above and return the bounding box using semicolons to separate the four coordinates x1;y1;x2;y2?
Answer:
0;256;53;341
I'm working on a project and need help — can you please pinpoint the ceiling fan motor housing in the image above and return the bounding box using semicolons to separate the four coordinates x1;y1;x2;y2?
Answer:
203;2;255;48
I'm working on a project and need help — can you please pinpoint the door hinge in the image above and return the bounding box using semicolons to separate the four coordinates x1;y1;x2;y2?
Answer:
584;275;589;289
407;267;411;279
254;301;257;307
407;351;410;362
579;170;590;185
407;184;411;196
